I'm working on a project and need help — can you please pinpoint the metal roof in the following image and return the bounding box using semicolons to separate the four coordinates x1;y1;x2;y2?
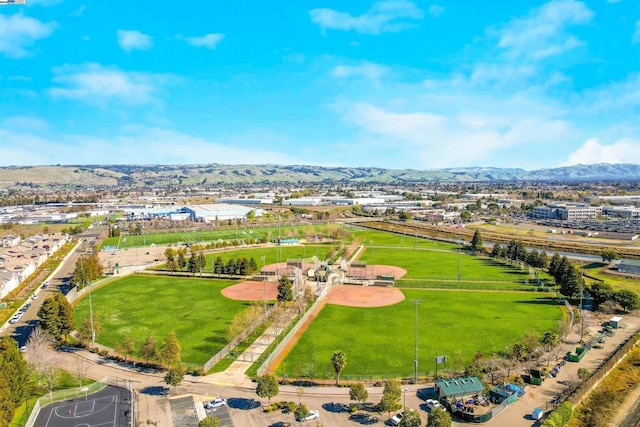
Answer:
620;259;640;267
435;376;485;397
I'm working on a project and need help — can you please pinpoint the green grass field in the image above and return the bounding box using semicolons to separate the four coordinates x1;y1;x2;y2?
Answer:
201;245;334;270
358;247;526;281
73;275;252;364
345;226;458;250
583;262;640;292
276;290;563;378
101;224;335;249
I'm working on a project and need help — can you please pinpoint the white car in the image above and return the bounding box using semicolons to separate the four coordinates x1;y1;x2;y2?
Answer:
391;411;404;425
19;346;27;352
425;399;443;410
204;398;227;409
31;293;38;300
301;410;319;422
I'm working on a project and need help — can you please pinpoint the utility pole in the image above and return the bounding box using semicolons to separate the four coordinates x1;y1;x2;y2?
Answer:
457;234;461;287
261;255;267;315
411;299;422;384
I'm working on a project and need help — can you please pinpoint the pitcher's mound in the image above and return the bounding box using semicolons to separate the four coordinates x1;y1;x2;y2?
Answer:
326;286;405;307
222;281;279;301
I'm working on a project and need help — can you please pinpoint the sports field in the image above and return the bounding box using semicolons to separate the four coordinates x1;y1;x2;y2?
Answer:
201;245;333;270
357;247;527;282
275;289;563;378
73;275;253;364
346;226;458;250
100;224;334;249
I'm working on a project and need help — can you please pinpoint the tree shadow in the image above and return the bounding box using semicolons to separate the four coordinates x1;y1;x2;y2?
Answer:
322;402;349;413
227;397;261;410
140;386;168;396
349;413;379;425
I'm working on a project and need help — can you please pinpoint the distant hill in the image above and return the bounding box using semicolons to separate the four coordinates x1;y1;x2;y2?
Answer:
0;163;639;187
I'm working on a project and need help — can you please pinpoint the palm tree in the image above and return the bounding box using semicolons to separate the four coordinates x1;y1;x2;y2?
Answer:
331;351;347;386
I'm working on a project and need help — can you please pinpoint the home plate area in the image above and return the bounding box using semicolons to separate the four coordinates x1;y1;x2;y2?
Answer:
35;385;131;427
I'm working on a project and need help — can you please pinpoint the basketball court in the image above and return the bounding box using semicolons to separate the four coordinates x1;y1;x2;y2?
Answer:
34;385;132;427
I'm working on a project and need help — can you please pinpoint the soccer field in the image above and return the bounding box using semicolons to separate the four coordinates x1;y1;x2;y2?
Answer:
275;290;563;379
73;275;250;364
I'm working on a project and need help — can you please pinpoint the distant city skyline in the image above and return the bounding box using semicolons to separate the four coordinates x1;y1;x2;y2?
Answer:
1;0;640;169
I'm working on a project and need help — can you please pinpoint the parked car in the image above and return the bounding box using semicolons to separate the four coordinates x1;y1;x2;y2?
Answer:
9;316;20;324
19;346;27;352
31;293;38;299
204;398;227;409
301;410;319;422
391;411;404;426
425;399;443;410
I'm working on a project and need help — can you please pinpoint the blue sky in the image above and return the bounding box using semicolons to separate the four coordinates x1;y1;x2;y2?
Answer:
1;0;640;170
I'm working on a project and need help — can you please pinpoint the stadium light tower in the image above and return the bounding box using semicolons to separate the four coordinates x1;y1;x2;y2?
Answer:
261;255;267;315
410;299;422;383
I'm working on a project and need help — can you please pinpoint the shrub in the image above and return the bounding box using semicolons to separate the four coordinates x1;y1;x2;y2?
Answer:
541;401;573;427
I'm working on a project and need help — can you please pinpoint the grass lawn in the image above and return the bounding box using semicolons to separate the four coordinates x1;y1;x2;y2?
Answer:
201;245;334;270
583;262;640;292
101;224;335;249
357;246;530;283
276;290;563;378
73;275;253;365
345;226;458;250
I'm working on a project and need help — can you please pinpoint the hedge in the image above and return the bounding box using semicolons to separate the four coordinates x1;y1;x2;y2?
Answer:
542;402;573;427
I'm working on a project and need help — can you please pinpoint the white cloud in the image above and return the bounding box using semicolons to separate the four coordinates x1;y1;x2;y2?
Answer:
2;116;49;130
578;73;640;113
633;21;640;43
179;33;225;49
495;0;593;61
566;138;640;164
331;62;389;83
339;102;570;168
0;127;303;166
0;14;57;58
49;63;168;105
428;4;444;17
117;30;153;52
310;0;423;34
26;0;63;6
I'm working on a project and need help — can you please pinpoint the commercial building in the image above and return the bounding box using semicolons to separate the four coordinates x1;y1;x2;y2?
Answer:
531;204;600;221
618;259;640;275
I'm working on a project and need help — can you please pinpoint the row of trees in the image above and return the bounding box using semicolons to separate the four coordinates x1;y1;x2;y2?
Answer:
70;251;104;289
490;240;549;270
212;256;259;276
255;371;449;426
0;337;30;426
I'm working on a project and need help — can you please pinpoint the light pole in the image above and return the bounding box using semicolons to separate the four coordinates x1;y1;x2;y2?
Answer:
457;234;461;287
261;255;267;315
410;299;422;384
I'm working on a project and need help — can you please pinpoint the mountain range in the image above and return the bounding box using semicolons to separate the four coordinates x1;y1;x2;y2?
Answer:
0;163;639;187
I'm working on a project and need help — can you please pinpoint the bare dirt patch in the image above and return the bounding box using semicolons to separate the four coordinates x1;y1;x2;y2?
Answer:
326;285;405;307
221;281;279;301
346;264;407;279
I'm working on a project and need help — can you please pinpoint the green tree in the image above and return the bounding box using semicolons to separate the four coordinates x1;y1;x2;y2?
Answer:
470;230;483;252
165;248;177;271
0;337;30;426
331;351;347;386
177;249;187;271
427;407;451;427
400;409;422;427
378;379;402;417
139;336;158;364
115;336;136;362
37;292;74;341
198;416;220;427
601;250;619;263
615;290;639;312
294;403;310;421
277;275;293;302
160;331;181;366
577;367;591;380
70;252;103;288
164;365;185;394
559;264;583;297
542;331;559;365
349;382;369;406
77;313;102;344
589;282;615;309
256;374;279;404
